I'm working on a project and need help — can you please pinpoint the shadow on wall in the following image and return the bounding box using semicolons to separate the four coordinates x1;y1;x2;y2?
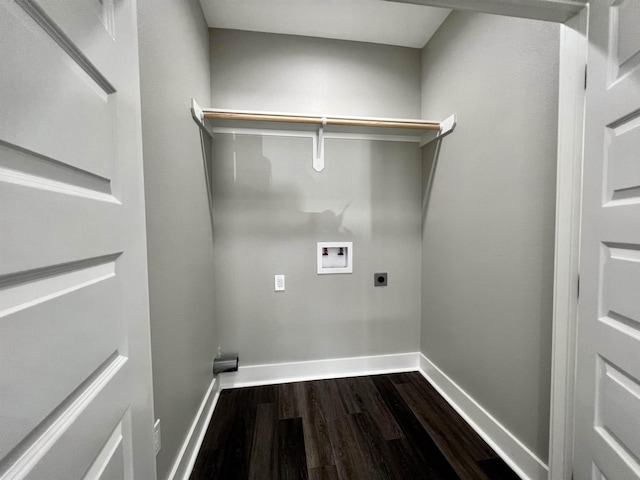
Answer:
212;134;353;240
306;202;353;236
209;134;356;362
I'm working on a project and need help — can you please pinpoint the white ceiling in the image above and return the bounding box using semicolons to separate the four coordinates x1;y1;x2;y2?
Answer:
199;0;452;49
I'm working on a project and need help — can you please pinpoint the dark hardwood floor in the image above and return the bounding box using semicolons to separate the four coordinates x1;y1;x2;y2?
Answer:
190;372;521;479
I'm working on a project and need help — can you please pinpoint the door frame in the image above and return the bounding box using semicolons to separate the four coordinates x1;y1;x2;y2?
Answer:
547;8;587;480
391;1;589;479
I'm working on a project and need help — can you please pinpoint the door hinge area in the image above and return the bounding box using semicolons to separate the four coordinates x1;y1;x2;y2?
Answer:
584;65;587;89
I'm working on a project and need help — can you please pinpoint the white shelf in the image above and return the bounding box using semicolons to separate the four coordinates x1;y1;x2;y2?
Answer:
190;99;456;171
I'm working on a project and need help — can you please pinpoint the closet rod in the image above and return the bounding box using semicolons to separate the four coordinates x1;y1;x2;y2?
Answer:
203;111;441;131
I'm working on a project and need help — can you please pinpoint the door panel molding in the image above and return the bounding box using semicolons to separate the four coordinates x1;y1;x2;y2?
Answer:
15;0;116;94
0;353;127;478
0;0;156;476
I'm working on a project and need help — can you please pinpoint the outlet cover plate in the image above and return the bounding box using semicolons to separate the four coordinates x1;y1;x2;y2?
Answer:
374;272;387;286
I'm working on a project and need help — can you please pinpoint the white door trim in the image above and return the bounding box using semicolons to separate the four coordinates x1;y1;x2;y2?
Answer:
390;2;588;478
547;7;587;480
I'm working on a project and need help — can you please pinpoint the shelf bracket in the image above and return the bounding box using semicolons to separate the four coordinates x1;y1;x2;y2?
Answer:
191;98;213;139
439;114;456;138
420;113;456;147
313;117;327;172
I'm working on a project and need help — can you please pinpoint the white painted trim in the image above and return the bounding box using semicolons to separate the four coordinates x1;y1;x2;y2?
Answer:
218;352;420;389
547;7;587;480
167;377;222;480
418;354;549;480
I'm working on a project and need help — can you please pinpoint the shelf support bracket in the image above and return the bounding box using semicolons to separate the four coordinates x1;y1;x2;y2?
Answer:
420;113;456;147
313;117;327;172
439;114;456;138
190;98;213;139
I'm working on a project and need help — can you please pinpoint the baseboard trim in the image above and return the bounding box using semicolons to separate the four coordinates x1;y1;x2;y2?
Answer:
218;352;420;389
171;353;547;480
167;377;221;480
418;353;548;480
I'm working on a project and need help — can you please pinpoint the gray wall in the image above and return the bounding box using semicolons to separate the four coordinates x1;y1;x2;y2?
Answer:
210;29;421;118
420;12;559;460
137;1;216;478
210;30;422;365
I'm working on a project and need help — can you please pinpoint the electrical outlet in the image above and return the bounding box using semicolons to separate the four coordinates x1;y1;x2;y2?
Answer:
275;274;285;291
153;419;161;456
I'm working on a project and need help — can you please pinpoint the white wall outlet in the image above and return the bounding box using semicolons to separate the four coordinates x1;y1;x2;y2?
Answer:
275;274;285;291
153;419;161;456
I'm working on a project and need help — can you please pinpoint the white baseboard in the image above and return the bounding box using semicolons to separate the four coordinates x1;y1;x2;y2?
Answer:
167;377;221;480
418;353;548;480
171;353;548;480
218;352;420;389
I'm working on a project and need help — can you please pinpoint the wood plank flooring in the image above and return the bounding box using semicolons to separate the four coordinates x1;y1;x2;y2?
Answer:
190;372;521;479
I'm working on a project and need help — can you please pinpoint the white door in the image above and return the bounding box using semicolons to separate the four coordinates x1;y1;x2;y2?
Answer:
0;0;156;478
573;0;640;478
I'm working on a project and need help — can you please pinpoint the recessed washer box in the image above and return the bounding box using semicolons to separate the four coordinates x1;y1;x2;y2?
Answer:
317;242;353;274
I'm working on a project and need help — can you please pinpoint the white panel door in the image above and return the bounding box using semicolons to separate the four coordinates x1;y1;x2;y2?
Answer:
574;0;640;478
0;0;156;478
